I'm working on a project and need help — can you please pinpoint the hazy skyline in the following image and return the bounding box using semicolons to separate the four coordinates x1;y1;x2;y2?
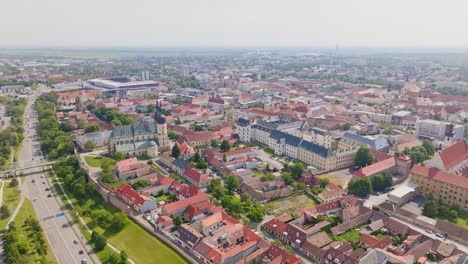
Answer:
2;0;468;47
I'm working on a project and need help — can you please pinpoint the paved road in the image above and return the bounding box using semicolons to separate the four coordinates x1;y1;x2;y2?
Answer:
18;90;93;264
390;216;468;253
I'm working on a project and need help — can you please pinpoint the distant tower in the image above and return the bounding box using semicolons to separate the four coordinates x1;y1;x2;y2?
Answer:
141;71;150;80
154;98;170;151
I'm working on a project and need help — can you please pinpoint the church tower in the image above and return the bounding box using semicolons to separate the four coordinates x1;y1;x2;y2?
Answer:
155;98;170;151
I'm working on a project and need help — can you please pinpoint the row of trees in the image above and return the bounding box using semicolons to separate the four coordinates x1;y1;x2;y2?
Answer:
0;98;27;166
94;106;134;126
423;194;465;223
36;94;74;159
347;172;393;197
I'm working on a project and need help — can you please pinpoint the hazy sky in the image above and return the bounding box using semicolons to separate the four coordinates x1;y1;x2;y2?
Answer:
1;0;468;47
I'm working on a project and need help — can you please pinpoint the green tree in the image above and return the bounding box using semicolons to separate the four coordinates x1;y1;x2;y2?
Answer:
106;252;121;264
220;140;230;152
211;140;219;148
290;162;304;179
448;210;458;222
85;123;101;133
422;139;435;156
113;152;125;161
0;204;10;219
171;144;181;158
348;177;373;197
84;140;96;150
120;251;128;264
319;178;329;188
173;215;183;226
9;178;18;187
382;129;392;135
423;199;438;218
111;212;127;231
225;175;240;194
94;232;107;251
100;158;116;173
354;146;375;167
207;178;226;199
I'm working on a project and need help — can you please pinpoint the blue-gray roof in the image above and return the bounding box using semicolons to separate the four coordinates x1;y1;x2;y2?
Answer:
110;121;156;139
173;158;189;170
342;132;389;150
270;130;302;147
299;140;332;158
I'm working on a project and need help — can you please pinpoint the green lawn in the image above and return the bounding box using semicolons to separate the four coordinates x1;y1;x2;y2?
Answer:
150;163;166;174
0;180;21;229
454;217;468;230
15;198;57;263
84;156;103;167
333;226;364;243
53;172;187;264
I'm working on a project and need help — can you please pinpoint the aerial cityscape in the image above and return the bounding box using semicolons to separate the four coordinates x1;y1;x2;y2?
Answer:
1;1;468;264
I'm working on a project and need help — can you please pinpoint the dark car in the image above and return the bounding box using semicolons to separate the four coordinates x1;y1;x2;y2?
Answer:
45;188;50;191
47;194;52;197
79;250;84;255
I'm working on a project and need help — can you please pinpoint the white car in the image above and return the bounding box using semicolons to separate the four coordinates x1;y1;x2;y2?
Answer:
33;197;37;202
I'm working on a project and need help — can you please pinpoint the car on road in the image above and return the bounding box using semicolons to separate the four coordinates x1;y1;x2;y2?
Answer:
62;223;69;227
384;212;392;216
42;182;46;184
32;179;35;183
436;233;445;238
79;250;84;255
73;240;78;244
47;194;52;197
33;197;37;202
45;188;49;191
81;259;87;264
425;229;433;234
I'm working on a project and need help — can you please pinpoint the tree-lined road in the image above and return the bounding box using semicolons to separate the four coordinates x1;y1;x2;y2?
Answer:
18;90;96;264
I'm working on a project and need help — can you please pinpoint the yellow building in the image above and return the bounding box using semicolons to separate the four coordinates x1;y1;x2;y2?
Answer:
409;165;468;210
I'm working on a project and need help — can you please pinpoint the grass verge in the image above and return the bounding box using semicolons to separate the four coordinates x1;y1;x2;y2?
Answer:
0;180;21;229
15;198;57;263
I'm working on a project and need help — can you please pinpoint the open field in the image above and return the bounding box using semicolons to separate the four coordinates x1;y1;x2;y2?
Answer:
84;156;103;167
265;193;316;216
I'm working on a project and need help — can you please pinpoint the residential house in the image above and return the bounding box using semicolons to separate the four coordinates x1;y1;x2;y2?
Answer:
115;184;157;213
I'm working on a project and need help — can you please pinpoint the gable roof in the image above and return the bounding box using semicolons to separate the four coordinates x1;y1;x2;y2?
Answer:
438;140;468;170
115;184;145;206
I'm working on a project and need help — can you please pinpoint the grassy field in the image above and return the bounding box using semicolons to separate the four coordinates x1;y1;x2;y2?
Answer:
265;193;316;216
52;172;187;264
87;218;187;264
84;156;103;167
0;180;21;229
15;198;57;263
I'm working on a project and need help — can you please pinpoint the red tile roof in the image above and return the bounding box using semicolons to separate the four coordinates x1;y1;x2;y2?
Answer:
116;157;143;173
353;157;396;178
411;164;468;189
161;193;210;215
438;140;468;170
115;184;145;206
184;167;209;185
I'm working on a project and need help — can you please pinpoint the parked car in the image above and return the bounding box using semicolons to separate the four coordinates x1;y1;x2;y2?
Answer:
435;233;445;238
425;229;433;234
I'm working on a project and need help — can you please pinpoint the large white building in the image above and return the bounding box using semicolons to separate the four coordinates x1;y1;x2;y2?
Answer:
415;119;464;141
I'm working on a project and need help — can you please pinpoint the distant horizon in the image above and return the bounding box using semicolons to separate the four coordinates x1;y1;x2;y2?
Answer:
2;0;468;48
